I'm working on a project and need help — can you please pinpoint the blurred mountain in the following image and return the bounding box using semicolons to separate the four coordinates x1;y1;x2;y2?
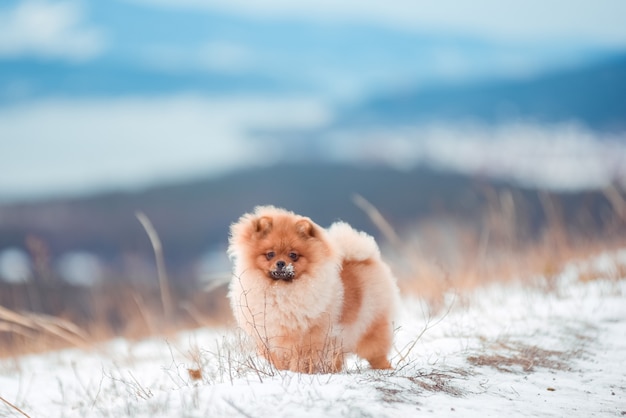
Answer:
0;165;478;259
340;53;626;131
0;58;292;104
0;164;617;285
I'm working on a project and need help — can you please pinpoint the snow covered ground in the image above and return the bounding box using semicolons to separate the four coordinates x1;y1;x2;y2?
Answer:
1;251;625;417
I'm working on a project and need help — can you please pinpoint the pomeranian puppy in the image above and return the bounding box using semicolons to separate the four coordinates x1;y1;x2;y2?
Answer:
228;205;399;373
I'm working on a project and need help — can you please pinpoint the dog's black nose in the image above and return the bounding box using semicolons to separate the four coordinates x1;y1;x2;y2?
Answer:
276;260;286;269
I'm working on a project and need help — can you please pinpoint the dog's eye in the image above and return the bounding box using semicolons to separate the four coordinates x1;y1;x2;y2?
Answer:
266;251;275;260
288;252;299;261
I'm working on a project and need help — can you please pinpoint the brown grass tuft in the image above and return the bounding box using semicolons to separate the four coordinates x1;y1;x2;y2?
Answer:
187;368;203;381
355;188;626;311
467;341;574;373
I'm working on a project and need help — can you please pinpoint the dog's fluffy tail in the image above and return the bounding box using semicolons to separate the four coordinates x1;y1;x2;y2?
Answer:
327;222;380;262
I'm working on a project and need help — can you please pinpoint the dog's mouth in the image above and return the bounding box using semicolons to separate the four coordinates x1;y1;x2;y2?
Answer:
269;263;295;281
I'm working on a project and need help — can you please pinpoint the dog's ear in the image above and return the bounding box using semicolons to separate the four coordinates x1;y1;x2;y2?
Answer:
295;219;316;238
254;216;273;237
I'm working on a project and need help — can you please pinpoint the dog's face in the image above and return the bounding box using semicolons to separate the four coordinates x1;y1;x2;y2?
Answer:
230;209;330;283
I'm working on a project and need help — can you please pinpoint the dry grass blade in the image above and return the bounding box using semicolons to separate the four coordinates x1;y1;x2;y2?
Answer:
0;305;87;348
393;296;455;366
136;211;173;319
0;323;37;338
603;185;626;223
352;194;404;252
0;305;36;329
352;193;427;280
0;395;31;418
28;313;88;348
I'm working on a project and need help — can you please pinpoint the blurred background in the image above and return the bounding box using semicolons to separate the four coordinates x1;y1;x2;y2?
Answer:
1;0;625;350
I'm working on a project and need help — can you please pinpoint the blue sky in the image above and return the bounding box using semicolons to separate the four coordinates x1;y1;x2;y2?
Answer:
3;0;626;101
1;0;626;200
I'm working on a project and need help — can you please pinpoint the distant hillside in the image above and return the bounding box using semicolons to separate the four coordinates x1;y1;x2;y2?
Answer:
0;165;480;260
344;54;626;131
0;59;289;105
0;164;617;284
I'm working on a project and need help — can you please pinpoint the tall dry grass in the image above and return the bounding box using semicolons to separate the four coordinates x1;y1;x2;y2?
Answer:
357;186;626;309
1;186;625;358
0;210;232;358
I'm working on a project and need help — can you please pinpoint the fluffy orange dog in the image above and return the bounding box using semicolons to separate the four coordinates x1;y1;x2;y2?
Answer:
228;206;399;373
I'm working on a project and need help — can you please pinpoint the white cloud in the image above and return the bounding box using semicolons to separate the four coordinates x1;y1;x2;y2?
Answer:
328;122;626;191
0;95;331;200
0;0;106;61
139;40;253;74
199;40;253;72
127;0;626;46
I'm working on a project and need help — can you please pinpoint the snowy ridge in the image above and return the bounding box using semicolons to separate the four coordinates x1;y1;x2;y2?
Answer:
1;251;625;417
322;122;626;191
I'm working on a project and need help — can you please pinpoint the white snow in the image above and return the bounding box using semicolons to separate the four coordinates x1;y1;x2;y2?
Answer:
1;251;625;417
